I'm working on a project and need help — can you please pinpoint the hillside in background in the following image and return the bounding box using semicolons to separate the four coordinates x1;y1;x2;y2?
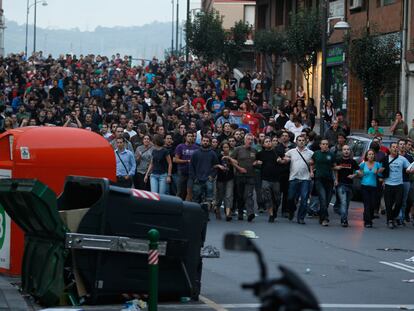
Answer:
5;20;181;59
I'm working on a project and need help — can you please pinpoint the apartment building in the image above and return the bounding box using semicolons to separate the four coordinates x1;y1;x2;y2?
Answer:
202;0;256;29
256;0;406;130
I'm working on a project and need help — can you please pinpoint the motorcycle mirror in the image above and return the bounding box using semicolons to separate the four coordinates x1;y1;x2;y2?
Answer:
224;233;255;252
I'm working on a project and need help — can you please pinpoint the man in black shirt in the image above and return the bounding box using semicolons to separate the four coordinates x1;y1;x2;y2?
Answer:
256;137;284;222
217;122;233;143
225;90;239;110
334;145;358;227
48;79;64;104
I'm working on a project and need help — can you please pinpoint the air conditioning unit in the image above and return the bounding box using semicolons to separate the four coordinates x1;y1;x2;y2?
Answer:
350;0;363;10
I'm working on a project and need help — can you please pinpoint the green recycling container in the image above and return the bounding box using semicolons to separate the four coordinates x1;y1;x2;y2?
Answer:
0;179;68;306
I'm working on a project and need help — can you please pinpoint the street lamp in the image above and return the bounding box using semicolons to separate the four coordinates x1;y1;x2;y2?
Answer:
334;20;351;30
171;0;174;56
320;0;350;135
25;0;47;57
33;0;48;54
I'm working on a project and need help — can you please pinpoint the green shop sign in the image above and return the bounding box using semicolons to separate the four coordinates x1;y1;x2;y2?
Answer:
327;45;344;66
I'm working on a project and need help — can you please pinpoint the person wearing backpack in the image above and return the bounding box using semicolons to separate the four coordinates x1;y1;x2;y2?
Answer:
382;142;412;229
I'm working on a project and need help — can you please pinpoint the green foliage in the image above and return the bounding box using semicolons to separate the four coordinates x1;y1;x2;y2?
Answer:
223;20;251;69
185;10;226;63
347;29;400;103
254;29;286;56
231;20;252;46
254;29;287;89
285;9;322;81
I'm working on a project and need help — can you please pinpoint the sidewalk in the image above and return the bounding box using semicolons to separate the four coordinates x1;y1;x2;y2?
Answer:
0;276;30;311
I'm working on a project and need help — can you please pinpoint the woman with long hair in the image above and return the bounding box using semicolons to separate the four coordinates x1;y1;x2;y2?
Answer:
134;134;153;191
306;98;317;130
296;85;306;102
3;117;13;131
252;83;264;106
144;134;172;194
358;149;383;228
215;141;235;221
323;99;335;130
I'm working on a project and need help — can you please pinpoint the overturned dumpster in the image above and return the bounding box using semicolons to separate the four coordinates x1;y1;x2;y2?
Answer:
0;176;207;306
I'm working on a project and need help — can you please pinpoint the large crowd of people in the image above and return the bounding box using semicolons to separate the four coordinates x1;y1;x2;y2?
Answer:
1;52;414;229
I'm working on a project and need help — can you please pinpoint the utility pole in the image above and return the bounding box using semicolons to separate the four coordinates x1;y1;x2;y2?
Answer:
33;0;37;54
171;0;174;56
176;0;179;55
186;0;190;62
319;0;328;136
25;0;29;57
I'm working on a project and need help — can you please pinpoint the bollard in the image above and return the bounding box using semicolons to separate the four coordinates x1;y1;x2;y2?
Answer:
148;229;160;311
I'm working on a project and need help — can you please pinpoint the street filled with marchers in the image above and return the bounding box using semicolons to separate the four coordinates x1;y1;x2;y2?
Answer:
2;52;414;230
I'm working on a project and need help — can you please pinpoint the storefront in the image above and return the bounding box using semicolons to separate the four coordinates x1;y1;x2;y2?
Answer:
326;44;347;114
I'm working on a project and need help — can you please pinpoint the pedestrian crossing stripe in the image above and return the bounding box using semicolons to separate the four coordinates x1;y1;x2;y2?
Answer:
380;261;414;273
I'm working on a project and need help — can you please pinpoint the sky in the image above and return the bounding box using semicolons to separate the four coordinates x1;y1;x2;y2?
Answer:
5;0;201;31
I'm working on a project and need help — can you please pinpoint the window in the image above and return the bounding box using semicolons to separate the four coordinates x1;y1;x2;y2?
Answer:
275;0;284;26
244;5;255;27
285;0;293;25
377;0;395;6
257;4;268;29
350;0;365;11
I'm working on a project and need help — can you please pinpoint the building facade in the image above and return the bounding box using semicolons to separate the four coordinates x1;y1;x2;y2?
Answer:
406;0;414;125
202;0;256;29
255;0;408;130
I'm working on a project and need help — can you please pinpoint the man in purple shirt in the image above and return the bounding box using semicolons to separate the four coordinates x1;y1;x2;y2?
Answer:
174;131;199;201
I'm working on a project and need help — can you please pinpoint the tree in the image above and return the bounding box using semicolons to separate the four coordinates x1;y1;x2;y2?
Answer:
185;10;225;63
347;29;400;122
285;9;322;98
254;29;286;90
223;20;251;69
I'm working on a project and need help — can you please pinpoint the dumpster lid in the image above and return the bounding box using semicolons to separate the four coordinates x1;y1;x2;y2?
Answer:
0;178;67;239
0;179;68;306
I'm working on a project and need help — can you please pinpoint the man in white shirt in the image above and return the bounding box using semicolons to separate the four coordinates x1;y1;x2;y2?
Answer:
288;118;304;140
124;119;137;138
283;135;314;224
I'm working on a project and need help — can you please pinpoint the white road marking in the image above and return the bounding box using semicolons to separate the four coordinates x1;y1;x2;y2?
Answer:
320;304;414;309
380;261;414;273
156;303;414;309
199;295;229;311
392;262;414;271
46;303;414;310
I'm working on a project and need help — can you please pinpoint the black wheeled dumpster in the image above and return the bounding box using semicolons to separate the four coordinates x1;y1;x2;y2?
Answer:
0;176;207;306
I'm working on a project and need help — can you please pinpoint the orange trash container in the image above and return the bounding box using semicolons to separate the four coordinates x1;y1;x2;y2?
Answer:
0;127;116;275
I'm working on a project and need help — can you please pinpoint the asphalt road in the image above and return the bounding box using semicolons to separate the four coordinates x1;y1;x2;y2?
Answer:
196;201;414;311
41;201;414;311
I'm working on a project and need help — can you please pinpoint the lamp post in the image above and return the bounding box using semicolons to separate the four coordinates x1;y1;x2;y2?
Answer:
176;0;179;55
319;0;350;135
26;0;47;56
25;0;29;58
171;0;174;56
185;0;190;62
